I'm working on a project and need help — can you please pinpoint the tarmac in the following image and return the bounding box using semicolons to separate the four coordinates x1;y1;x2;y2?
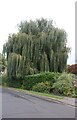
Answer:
6;87;76;108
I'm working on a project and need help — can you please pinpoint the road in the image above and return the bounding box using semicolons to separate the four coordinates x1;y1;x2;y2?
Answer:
0;87;2;119
1;87;75;118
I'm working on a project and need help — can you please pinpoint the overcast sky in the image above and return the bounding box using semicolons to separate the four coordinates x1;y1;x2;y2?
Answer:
0;0;75;65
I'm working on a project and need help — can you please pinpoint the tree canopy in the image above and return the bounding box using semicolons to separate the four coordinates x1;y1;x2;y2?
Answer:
3;18;70;79
0;53;6;72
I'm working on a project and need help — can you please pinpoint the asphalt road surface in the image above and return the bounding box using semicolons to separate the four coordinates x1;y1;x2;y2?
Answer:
1;87;75;118
0;87;2;119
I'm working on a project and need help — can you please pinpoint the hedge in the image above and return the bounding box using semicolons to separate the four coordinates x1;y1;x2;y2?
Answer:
22;72;60;90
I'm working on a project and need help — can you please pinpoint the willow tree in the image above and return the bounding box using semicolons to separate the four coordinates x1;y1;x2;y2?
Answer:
0;53;6;72
3;18;70;79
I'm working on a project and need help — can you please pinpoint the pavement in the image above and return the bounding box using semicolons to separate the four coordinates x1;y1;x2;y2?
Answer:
1;87;75;118
59;97;75;107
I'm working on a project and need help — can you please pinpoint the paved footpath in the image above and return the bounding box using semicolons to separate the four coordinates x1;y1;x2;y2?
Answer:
60;97;75;107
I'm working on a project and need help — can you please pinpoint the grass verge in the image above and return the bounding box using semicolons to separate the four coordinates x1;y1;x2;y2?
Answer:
10;87;64;100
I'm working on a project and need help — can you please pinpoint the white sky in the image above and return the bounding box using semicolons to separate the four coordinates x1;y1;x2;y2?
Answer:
0;0;75;65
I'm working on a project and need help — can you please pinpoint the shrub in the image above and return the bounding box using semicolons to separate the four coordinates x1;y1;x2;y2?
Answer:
22;72;60;90
57;73;75;82
2;74;22;88
7;79;22;88
52;73;75;96
67;64;77;74
2;74;8;86
32;81;51;93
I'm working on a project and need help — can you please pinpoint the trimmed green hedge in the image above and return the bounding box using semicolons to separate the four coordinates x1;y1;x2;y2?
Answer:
22;72;60;90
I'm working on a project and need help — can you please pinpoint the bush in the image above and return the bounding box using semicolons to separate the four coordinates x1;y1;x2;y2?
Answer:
57;73;75;81
52;73;75;96
67;64;77;74
7;79;22;88
2;74;8;86
32;81;51;93
22;72;60;90
2;74;22;88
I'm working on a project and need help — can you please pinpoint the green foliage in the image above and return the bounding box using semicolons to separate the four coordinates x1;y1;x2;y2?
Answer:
32;81;51;93
3;18;70;81
52;73;75;96
22;72;60;90
0;53;6;72
2;74;8;86
6;78;22;88
7;53;23;79
57;73;75;81
2;74;22;88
